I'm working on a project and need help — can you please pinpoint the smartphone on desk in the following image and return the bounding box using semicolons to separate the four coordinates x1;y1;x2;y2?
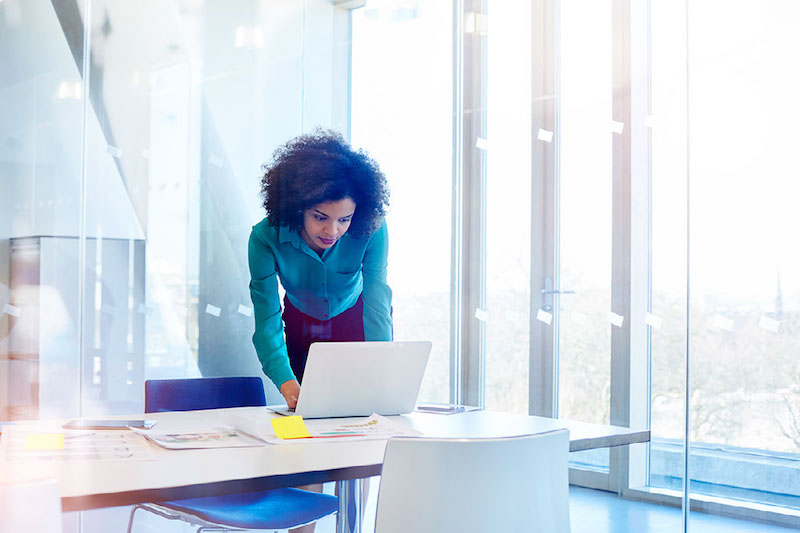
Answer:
62;419;157;430
416;403;466;414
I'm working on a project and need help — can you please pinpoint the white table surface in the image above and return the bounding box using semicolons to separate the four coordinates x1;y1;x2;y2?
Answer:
0;407;649;511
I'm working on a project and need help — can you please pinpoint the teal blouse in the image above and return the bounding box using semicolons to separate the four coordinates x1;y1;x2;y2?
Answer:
248;217;393;389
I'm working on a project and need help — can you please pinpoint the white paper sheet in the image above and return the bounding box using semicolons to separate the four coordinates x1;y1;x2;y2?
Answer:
129;426;266;450
0;427;155;461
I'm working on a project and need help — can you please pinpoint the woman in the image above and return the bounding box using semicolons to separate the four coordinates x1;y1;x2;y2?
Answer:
249;130;393;407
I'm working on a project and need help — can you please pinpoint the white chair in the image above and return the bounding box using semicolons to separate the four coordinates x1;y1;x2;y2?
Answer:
0;478;63;533
374;429;570;533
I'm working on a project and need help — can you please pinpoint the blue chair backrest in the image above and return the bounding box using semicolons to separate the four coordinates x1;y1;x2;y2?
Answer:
145;377;267;413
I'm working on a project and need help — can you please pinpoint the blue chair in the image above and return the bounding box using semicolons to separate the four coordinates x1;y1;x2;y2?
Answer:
126;377;338;533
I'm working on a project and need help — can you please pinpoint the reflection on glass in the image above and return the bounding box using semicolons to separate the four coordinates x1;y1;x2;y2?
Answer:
351;1;453;404
1;0;351;421
1;0;84;422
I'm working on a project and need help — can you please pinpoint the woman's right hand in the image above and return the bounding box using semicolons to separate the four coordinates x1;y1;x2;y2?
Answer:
279;379;301;409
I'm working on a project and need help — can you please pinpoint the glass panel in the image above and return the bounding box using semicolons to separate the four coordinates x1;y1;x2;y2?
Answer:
1;0;84;421
1;0;350;422
484;0;532;414
686;0;800;511
82;0;322;414
351;1;453;404
649;0;689;494
556;0;613;469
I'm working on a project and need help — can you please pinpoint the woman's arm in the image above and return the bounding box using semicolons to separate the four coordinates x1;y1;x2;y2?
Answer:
248;230;297;391
361;219;393;340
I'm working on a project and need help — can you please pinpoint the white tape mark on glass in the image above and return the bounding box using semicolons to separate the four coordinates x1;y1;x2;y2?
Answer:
205;304;221;317
644;114;654;128
608;311;625;328
611;120;625;134
208;155;224;168
3;303;21;317
475;137;489;150
238;304;253;317
474;308;489;323
644;312;662;329
536;308;553;325
537;128;554;143
758;315;780;334
141;148;151;159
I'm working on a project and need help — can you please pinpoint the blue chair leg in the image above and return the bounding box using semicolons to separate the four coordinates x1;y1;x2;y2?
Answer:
348;480;357;533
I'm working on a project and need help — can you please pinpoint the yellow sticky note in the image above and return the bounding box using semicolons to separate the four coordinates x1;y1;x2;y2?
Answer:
25;433;65;451
271;416;311;439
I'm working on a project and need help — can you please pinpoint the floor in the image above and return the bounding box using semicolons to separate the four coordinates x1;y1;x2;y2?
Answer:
569;487;798;533
65;483;799;532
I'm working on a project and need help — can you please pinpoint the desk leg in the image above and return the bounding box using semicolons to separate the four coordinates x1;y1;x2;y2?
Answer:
336;478;363;533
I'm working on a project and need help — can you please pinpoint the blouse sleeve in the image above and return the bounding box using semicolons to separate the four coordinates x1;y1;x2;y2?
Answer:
361;219;394;341
248;230;296;389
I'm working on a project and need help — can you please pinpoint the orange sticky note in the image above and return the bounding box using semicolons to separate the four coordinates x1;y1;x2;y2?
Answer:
271;416;311;439
25;433;65;451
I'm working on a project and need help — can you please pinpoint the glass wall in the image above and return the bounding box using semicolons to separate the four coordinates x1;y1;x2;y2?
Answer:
1;0;85;421
647;0;800;517
685;0;800;513
1;0;350;424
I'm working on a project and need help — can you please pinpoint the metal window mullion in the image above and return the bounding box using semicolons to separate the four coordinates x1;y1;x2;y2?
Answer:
609;0;634;495
624;0;655;494
529;0;559;419
77;0;93;417
682;0;692;529
456;0;487;408
450;0;465;406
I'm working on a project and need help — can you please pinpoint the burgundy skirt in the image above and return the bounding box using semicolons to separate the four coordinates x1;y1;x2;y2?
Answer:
282;295;365;384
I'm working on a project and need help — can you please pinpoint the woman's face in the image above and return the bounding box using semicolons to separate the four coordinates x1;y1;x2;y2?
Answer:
301;197;356;253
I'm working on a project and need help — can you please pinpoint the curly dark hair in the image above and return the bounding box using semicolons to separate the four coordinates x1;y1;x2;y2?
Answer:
260;130;389;239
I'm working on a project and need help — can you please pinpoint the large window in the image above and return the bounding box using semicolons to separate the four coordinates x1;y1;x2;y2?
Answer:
351;1;454;405
354;0;800;527
652;0;800;514
485;0;532;415
350;2;800;523
555;0;614;473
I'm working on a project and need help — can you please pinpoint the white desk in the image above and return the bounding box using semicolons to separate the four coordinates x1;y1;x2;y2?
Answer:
0;407;649;531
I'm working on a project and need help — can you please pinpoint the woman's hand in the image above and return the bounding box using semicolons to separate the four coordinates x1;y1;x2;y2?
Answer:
280;379;301;409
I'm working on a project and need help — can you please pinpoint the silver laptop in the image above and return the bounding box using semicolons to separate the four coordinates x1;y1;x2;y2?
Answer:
271;341;432;418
